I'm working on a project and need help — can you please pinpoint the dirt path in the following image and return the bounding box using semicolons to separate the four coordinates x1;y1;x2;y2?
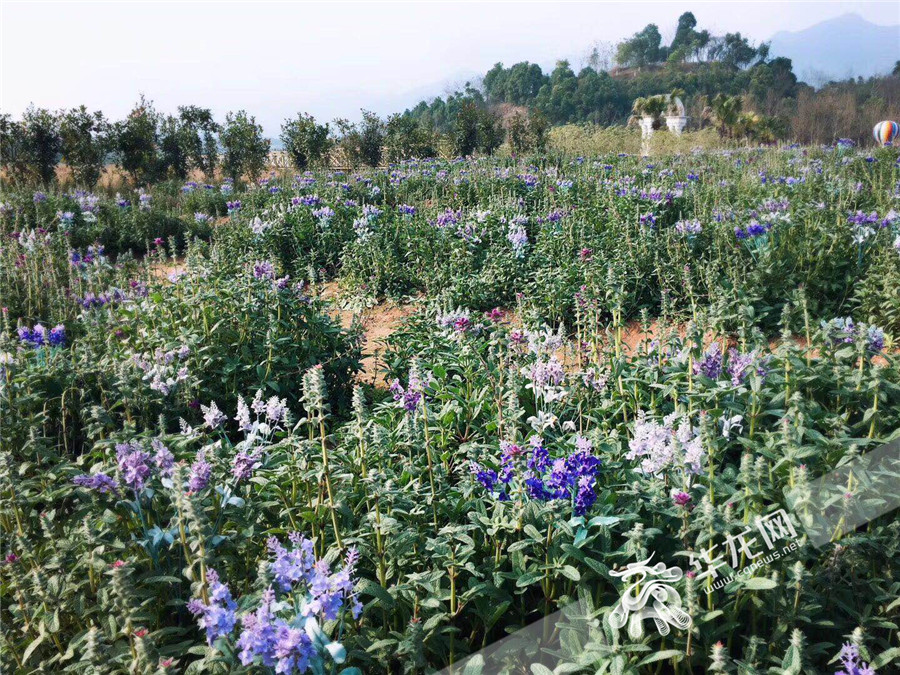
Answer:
320;282;419;386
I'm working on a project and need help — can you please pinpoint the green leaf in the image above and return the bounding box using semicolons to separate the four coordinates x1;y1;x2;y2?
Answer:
558;565;581;581
23;633;45;664
742;577;777;591
871;647;900;668
638;650;683;665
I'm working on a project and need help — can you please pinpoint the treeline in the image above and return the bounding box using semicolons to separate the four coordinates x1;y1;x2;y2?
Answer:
1;97;269;188
0;97;556;188
402;11;898;139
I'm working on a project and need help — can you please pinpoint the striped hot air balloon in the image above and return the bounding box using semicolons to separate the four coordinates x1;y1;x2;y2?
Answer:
873;120;899;146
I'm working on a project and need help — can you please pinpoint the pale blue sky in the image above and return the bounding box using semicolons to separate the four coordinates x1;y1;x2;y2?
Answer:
1;1;898;135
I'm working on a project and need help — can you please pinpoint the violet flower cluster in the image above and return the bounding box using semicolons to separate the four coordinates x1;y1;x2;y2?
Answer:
471;436;602;516
834;642;876;675
188;535;361;674
821;317;885;354
73;438;174;496
388;364;426;413
18;323;66;348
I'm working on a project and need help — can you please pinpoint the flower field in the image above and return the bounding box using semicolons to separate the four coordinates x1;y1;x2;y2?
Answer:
2;145;900;674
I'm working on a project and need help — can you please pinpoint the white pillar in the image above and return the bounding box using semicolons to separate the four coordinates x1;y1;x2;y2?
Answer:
666;116;689;136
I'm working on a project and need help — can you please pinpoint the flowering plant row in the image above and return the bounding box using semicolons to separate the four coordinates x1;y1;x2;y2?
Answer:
2;144;900;673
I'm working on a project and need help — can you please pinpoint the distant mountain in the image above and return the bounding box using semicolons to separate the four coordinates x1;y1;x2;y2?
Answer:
769;13;899;84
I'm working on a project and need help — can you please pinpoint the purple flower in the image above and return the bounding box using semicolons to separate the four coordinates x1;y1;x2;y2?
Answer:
201;401;227;429
507;222;529;257
693;343;723;380
673;491;692;507
312;206;335;221
152;439;174;478
236;589;278;667
727;348;756;386
474;435;600;515
47;325;66;347
388;365;425;413
268;534;316;592
18;323;64;348
273;623;315;673
232;449;261;482
822;317;856;346
867;326;885;354
675;220;702;236
73;472;119;495
188;568;238;646
116;441;152;492
470;461;499;492
253;261;275;280
835;642;877;675
188;450;211;492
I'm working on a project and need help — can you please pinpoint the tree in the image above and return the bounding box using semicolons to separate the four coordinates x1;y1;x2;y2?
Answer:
454;101;479;156
535;61;578;124
113;96;160;185
529;110;550;152
333;118;362;167
705;94;744;138
501;62;547;105
720;33;762;69
749;57;798;103
59;106;110;188
508;109;549;155
507;111;531;155
281;113;332;170
892;60;900;76
384;114;436;162
670;12;698;54
616;24;665;68
476;108;504;155
220;110;270;184
0;114;31;184
21;106;62;186
357;110;385;168
158;115;191;180
575;69;625;124
178;106;219;179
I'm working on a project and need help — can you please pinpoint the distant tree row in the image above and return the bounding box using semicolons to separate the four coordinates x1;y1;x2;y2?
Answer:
1;97;270;187
403;11;804;130
1;97;557;187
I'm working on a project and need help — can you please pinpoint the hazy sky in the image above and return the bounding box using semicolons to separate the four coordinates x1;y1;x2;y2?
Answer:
2;1;898;135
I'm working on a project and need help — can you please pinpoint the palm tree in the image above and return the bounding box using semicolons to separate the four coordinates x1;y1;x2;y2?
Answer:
708;94;743;138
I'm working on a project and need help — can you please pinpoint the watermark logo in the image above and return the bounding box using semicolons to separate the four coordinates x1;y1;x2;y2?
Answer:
610;555;692;639
688;508;800;593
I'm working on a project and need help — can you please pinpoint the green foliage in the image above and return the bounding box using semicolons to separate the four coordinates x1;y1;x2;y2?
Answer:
617;23;665;68
384;113;438;163
112;96;161;185
220;110;270;184
178;105;220;179
20;105;63;186
59;106;111;188
2;144;900;674
453;101;480;156
358;110;386;168
476;107;504;155
0;113;32;184
280;112;332;170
